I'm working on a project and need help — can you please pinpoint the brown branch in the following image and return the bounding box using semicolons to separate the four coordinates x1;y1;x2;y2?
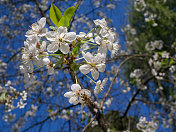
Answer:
6;48;22;63
121;89;141;119
22;105;76;132
68;0;82;31
34;0;52;26
121;76;154;119
101;55;137;109
101;54;152;109
86;97;109;132
82;115;96;132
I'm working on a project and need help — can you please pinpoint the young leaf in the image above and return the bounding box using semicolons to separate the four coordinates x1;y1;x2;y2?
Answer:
0;92;7;103
57;4;79;28
50;3;62;26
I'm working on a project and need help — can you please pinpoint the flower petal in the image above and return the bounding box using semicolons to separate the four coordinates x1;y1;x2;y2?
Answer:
79;64;91;75
41;41;46;51
98;45;107;55
46;31;57;41
97;63;106;72
91;68;99;80
42;58;50;65
47;43;59;53
94;53;105;63
81;89;91;97
60;43;70;54
82;52;93;63
64;91;74;98
64;32;76;42
71;84;81;91
38;28;48;37
57;26;67;34
69;96;79;105
38;17;46;28
102;78;108;86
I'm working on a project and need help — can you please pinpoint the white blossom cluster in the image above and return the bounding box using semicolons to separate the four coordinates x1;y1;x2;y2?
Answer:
58;109;74;121
148;50;171;80
0;59;7;73
20;17;119;106
94;78;108;94
130;69;147;90
3;113;16;122
134;0;146;12
144;11;158;27
94;18;119;58
145;40;163;51
64;84;91;105
136;116;158;132
25;105;38;117
0;81;27;112
20;17;54;83
122;24;136;35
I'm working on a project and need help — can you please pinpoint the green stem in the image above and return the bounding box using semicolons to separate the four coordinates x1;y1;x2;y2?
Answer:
86;28;95;35
85;74;96;84
75;57;84;61
74;71;78;84
78;46;97;55
38;54;61;57
33;64;47;71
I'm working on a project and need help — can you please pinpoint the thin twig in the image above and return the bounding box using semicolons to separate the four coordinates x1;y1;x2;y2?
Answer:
22;105;76;132
101;56;133;108
82;115;96;132
121;76;154;119
101;54;151;109
121;89;141;119
34;0;52;26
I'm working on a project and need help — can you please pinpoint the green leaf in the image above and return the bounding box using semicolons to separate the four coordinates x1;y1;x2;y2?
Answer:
0;92;7;103
47;109;53;113
71;62;80;71
169;59;174;66
57;4;79;28
72;43;80;56
50;3;62;26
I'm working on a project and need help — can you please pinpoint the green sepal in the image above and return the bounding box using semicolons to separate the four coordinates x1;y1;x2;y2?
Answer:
71;62;81;71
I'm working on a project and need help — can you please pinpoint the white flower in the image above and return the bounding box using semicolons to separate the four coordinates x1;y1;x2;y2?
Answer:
24;73;36;83
79;52;106;80
105;98;113;108
154;40;163;50
136;116;158;132
94;78;108;94
77;32;94;42
35;41;50;67
22;36;50;72
145;41;155;51
25;17;48;37
94;18;107;28
22;47;38;73
47;62;55;75
161;51;169;58
134;0;146;12
77;32;86;39
46;26;76;54
94;19;119;57
17;101;27;109
64;84;91;105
